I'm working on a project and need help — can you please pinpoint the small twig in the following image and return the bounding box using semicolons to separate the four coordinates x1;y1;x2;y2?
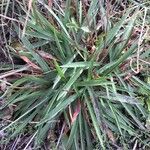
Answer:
0;79;12;86
139;58;150;65
0;88;9;99
0;14;22;23
133;8;147;73
11;135;21;150
22;0;33;37
133;140;138;150
56;122;65;148
23;131;37;150
0;65;30;79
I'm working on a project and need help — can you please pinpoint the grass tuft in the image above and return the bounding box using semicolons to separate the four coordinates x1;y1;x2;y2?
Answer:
0;0;150;149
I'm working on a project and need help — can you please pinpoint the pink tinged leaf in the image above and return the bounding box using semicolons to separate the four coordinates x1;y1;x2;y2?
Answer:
37;51;56;60
71;100;81;124
20;56;41;70
48;0;53;8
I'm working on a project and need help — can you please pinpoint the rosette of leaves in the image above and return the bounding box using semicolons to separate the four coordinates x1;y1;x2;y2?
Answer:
0;0;150;149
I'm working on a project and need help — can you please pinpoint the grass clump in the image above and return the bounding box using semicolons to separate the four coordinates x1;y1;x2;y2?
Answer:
0;0;150;149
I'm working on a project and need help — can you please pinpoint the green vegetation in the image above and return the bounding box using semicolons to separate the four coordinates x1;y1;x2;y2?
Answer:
0;0;150;149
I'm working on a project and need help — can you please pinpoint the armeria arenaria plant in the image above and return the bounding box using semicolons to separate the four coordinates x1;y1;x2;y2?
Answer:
0;0;150;149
